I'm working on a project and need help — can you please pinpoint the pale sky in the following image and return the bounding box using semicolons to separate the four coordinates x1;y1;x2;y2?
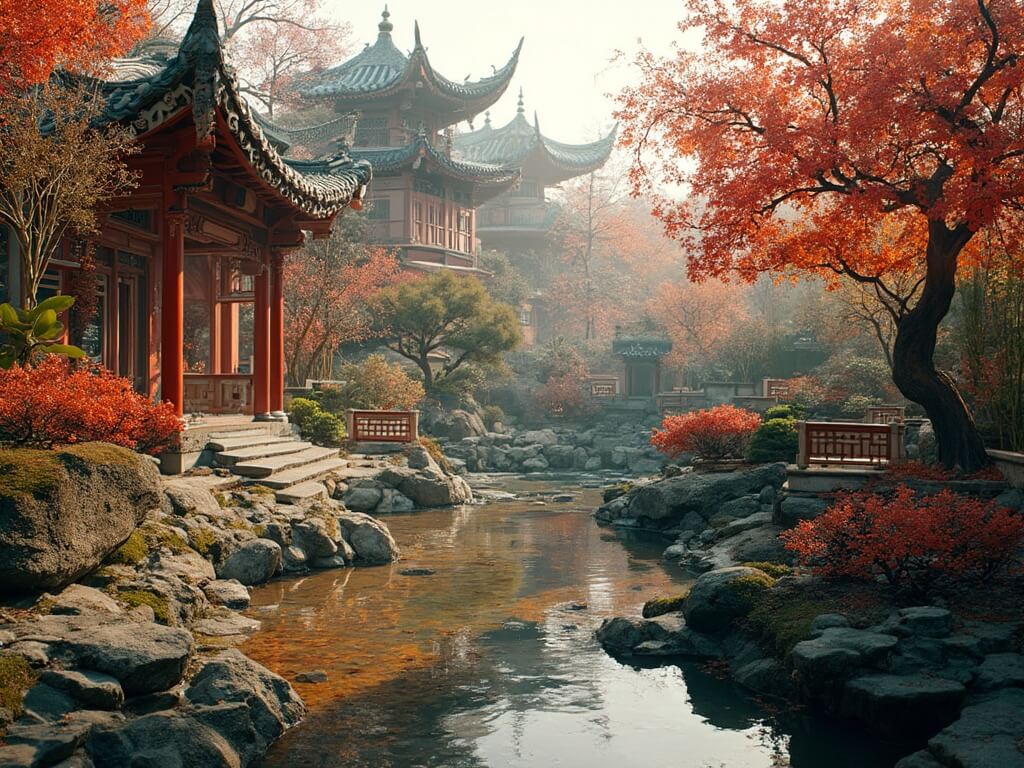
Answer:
321;0;686;144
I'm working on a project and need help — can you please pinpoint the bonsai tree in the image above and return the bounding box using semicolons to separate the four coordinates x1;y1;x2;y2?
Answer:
374;271;521;394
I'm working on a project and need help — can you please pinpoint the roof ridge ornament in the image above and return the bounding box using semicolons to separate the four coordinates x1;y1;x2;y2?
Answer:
413;21;423;51
378;5;393;35
516;87;524;114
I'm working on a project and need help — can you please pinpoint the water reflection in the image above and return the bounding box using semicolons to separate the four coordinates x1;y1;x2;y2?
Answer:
245;479;906;768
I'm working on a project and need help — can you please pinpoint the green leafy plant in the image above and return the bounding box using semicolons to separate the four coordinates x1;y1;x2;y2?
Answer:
0;295;85;368
746;418;799;463
308;410;345;447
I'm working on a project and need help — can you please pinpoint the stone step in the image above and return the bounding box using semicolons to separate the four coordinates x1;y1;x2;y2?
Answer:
259;457;349;489
233;446;340;479
274;481;329;505
206;435;296;452
214;441;313;467
208;428;276;440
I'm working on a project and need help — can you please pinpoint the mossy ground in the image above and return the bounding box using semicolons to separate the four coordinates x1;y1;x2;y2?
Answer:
641;592;691;619
0;449;59;499
744;581;893;659
107;530;148;565
118;590;172;625
60;443;136;466
742;562;793;579
189;528;218;557
0;655;37;726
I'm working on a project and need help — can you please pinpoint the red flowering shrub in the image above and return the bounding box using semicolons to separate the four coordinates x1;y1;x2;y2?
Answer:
0;356;181;455
781;484;1024;594
537;372;596;419
886;460;1005;483
651;405;761;460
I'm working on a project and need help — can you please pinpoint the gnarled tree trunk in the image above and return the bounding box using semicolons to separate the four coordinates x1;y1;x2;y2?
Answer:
891;221;990;471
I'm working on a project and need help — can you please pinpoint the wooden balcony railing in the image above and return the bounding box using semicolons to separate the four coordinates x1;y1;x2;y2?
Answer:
183;374;253;415
796;420;906;469
346;410;419;443
655;390;711;413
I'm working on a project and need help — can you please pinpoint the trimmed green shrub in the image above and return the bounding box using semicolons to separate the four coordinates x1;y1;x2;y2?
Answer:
308;410;345;447
764;403;804;421
482;404;505;429
747;418;799;463
286;397;320;433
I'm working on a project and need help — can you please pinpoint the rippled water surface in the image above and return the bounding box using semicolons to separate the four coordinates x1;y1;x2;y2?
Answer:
244;477;908;768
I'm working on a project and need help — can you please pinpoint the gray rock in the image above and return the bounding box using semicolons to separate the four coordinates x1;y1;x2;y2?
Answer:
85;704;251;768
20;683;77;722
294;671;328;683
406;446;433;470
916;421;937;465
842;674;964;735
521;456;550;472
379;466;472;507
928;687;1024;768
44;585;123;617
583;457;603;471
202;580;250;610
336;511;400;564
792;628;899;689
718;495;762;520
40;670;123;710
163;483;222;517
627;463;787;524
810;613;851;635
0;444;160;595
963;620;1024;654
376;488;415;514
972;653;1024;692
994;488;1024;512
45;618;193;696
341;485;383;513
897;607;954;638
517;429;558;446
291;518;339;559
4;641;51;667
596;615;721;658
2;720;92;767
151;548;217;583
682;566;773;633
185;649;304;755
194;614;261;637
543;444;576;469
216;539;282;585
733;658;792;697
777;495;829;527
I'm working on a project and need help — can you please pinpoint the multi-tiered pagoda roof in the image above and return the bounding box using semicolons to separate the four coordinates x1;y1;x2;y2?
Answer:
297;8;522;126
454;91;617;185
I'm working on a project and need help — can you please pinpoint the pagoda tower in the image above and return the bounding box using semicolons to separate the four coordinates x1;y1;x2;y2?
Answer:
268;7;524;273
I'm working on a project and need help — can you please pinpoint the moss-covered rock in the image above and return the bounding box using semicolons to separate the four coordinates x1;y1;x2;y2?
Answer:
0;443;160;595
117;590;173;625
0;655;37;726
683;566;775;633
641;593;690;619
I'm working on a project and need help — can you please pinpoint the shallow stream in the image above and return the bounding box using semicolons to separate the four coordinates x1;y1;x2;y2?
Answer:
243;476;908;768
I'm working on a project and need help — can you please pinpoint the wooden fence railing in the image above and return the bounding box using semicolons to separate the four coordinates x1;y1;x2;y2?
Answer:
796;420;906;469
183;374;252;415
588;376;620;398
346;410;419;443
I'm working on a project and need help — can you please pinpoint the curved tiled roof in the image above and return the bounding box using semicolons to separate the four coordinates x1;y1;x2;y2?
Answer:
454;93;617;183
297;8;522;116
350;134;518;187
92;0;371;219
252;111;358;155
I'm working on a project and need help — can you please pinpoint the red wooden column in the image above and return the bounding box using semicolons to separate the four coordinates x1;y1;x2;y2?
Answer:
219;302;237;374
252;263;271;420
160;203;185;417
269;251;286;419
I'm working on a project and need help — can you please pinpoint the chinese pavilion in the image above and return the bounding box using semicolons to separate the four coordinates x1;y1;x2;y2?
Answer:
271;8;522;274
453;91;617;343
0;0;371;419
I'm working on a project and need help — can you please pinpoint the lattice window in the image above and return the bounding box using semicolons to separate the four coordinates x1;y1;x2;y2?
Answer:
367;198;391;221
355;116;388;147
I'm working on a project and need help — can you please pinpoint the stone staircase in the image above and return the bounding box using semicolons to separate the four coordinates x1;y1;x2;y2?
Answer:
204;425;348;505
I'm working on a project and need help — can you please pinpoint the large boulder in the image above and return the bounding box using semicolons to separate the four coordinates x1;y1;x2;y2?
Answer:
842;673;965;736
926;688;1024;767
336;511;400;564
622;463;787;525
378;464;471;508
31;615;194;696
185;649;304;755
0;444;161;594
792;627;899;692
596;614;722;658
682;566;774;633
86;703;254;768
216;539;282;586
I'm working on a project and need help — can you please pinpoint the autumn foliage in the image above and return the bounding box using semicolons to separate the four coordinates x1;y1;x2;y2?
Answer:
782;485;1024;594
536;373;596;420
0;0;150;93
651;405;761;460
0;357;181;455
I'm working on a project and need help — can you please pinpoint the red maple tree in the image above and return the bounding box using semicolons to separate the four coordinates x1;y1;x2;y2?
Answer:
0;0;150;93
618;0;1024;471
651;404;762;460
